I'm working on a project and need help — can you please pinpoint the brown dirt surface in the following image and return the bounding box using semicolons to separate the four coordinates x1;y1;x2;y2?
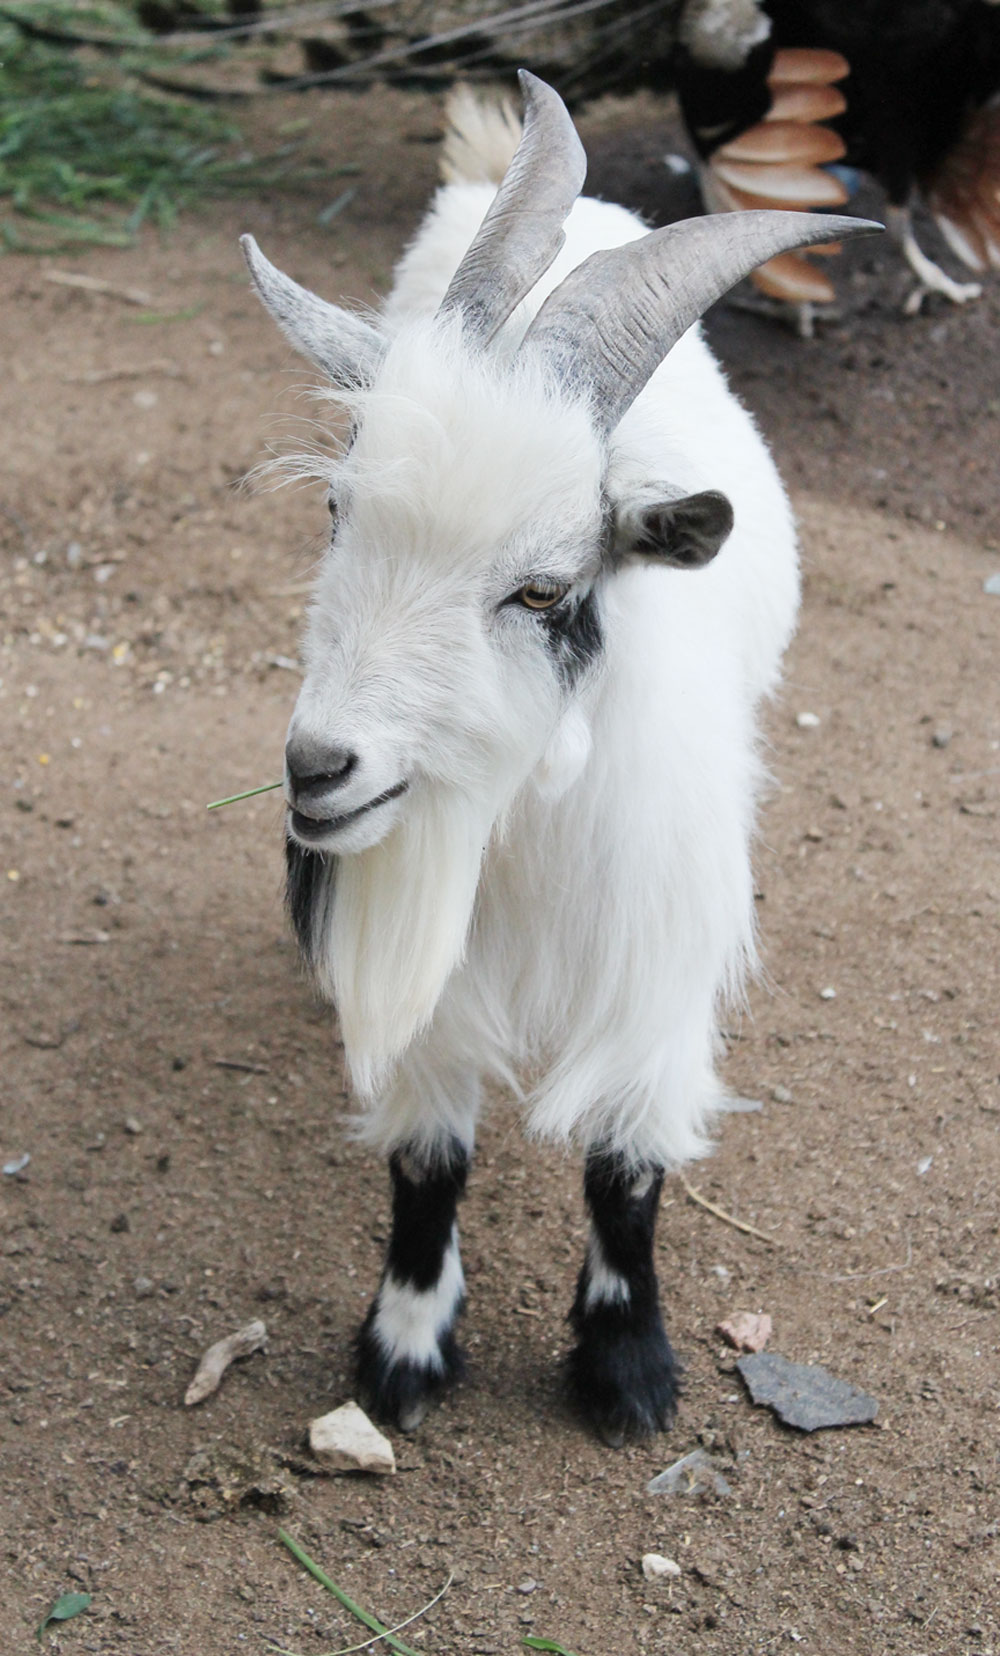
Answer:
1;86;998;1656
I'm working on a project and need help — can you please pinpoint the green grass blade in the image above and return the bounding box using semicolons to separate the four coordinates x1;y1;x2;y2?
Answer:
522;1640;583;1656
276;1530;425;1656
206;780;282;811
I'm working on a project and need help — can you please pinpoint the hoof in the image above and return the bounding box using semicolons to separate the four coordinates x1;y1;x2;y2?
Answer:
355;1313;464;1432
568;1319;681;1444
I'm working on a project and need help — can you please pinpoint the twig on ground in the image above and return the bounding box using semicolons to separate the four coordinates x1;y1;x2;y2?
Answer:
679;1176;780;1247
184;1318;267;1406
213;1058;269;1074
62;360;181;384
827;1237;913;1282
43;270;154;305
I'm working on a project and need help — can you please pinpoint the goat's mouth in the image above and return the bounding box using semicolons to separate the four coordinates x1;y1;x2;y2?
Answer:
290;779;409;843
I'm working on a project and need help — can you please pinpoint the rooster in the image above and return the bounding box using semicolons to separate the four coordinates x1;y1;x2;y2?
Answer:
674;0;1000;319
271;0;1000;323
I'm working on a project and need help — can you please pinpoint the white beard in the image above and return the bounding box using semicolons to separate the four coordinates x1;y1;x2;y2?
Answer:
312;782;503;1098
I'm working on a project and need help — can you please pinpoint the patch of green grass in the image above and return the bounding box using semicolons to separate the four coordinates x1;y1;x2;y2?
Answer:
0;6;316;252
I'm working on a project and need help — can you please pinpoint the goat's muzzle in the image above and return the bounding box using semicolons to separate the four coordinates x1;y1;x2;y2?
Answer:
284;734;409;844
285;735;358;820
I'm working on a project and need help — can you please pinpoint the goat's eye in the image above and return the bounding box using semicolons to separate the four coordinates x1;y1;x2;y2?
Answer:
516;582;569;611
327;495;338;524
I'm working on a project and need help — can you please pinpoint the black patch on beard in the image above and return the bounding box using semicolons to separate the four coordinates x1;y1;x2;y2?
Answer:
540;586;604;688
285;834;333;964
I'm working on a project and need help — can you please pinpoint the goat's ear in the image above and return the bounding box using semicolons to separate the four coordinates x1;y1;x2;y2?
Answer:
240;234;385;388
615;489;734;569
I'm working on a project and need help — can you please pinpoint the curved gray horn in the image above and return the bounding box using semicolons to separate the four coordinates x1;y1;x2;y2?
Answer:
438;70;587;343
522;211;884;433
240;233;385;387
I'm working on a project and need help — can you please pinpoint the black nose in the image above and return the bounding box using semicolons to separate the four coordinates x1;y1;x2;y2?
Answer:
285;735;358;810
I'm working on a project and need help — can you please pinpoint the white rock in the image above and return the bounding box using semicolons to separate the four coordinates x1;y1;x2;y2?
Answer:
796;711;821;728
641;1553;681;1580
308;1401;396;1474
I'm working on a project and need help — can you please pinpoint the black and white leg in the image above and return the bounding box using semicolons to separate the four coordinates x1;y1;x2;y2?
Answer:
568;1149;680;1446
356;1139;468;1431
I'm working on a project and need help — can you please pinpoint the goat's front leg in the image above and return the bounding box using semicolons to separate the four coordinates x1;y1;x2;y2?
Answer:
568;1149;680;1446
356;1139;468;1432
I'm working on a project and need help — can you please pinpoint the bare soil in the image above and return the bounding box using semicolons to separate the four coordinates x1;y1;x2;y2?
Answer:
1;87;998;1656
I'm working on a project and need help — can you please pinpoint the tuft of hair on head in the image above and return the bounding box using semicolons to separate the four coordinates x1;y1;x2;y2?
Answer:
440;83;523;186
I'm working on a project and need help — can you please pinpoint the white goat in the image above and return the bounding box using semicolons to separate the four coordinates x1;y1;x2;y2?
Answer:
241;75;876;1442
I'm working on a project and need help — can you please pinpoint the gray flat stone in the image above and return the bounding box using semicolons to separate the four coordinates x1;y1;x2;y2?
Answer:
737;1352;878;1431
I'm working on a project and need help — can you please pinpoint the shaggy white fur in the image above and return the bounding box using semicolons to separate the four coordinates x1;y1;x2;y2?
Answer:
253;100;800;1173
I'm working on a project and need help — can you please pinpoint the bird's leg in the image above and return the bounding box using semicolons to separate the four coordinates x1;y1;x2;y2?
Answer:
889;204;982;314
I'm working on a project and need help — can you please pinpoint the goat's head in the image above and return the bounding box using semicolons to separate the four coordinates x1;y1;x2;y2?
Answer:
242;73;879;1091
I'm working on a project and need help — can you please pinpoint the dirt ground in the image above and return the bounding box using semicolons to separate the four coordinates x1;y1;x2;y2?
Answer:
1;85;998;1656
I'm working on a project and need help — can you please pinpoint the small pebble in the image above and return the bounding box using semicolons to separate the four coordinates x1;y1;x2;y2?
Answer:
641;1554;681;1580
931;726;952;748
134;1276;155;1298
983;573;1000;596
3;1153;30;1176
717;1310;772;1353
516;1579;538;1595
123;1116;143;1135
771;1085;793;1104
796;711;821;728
819;986;837;1001
917;1156;933;1176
